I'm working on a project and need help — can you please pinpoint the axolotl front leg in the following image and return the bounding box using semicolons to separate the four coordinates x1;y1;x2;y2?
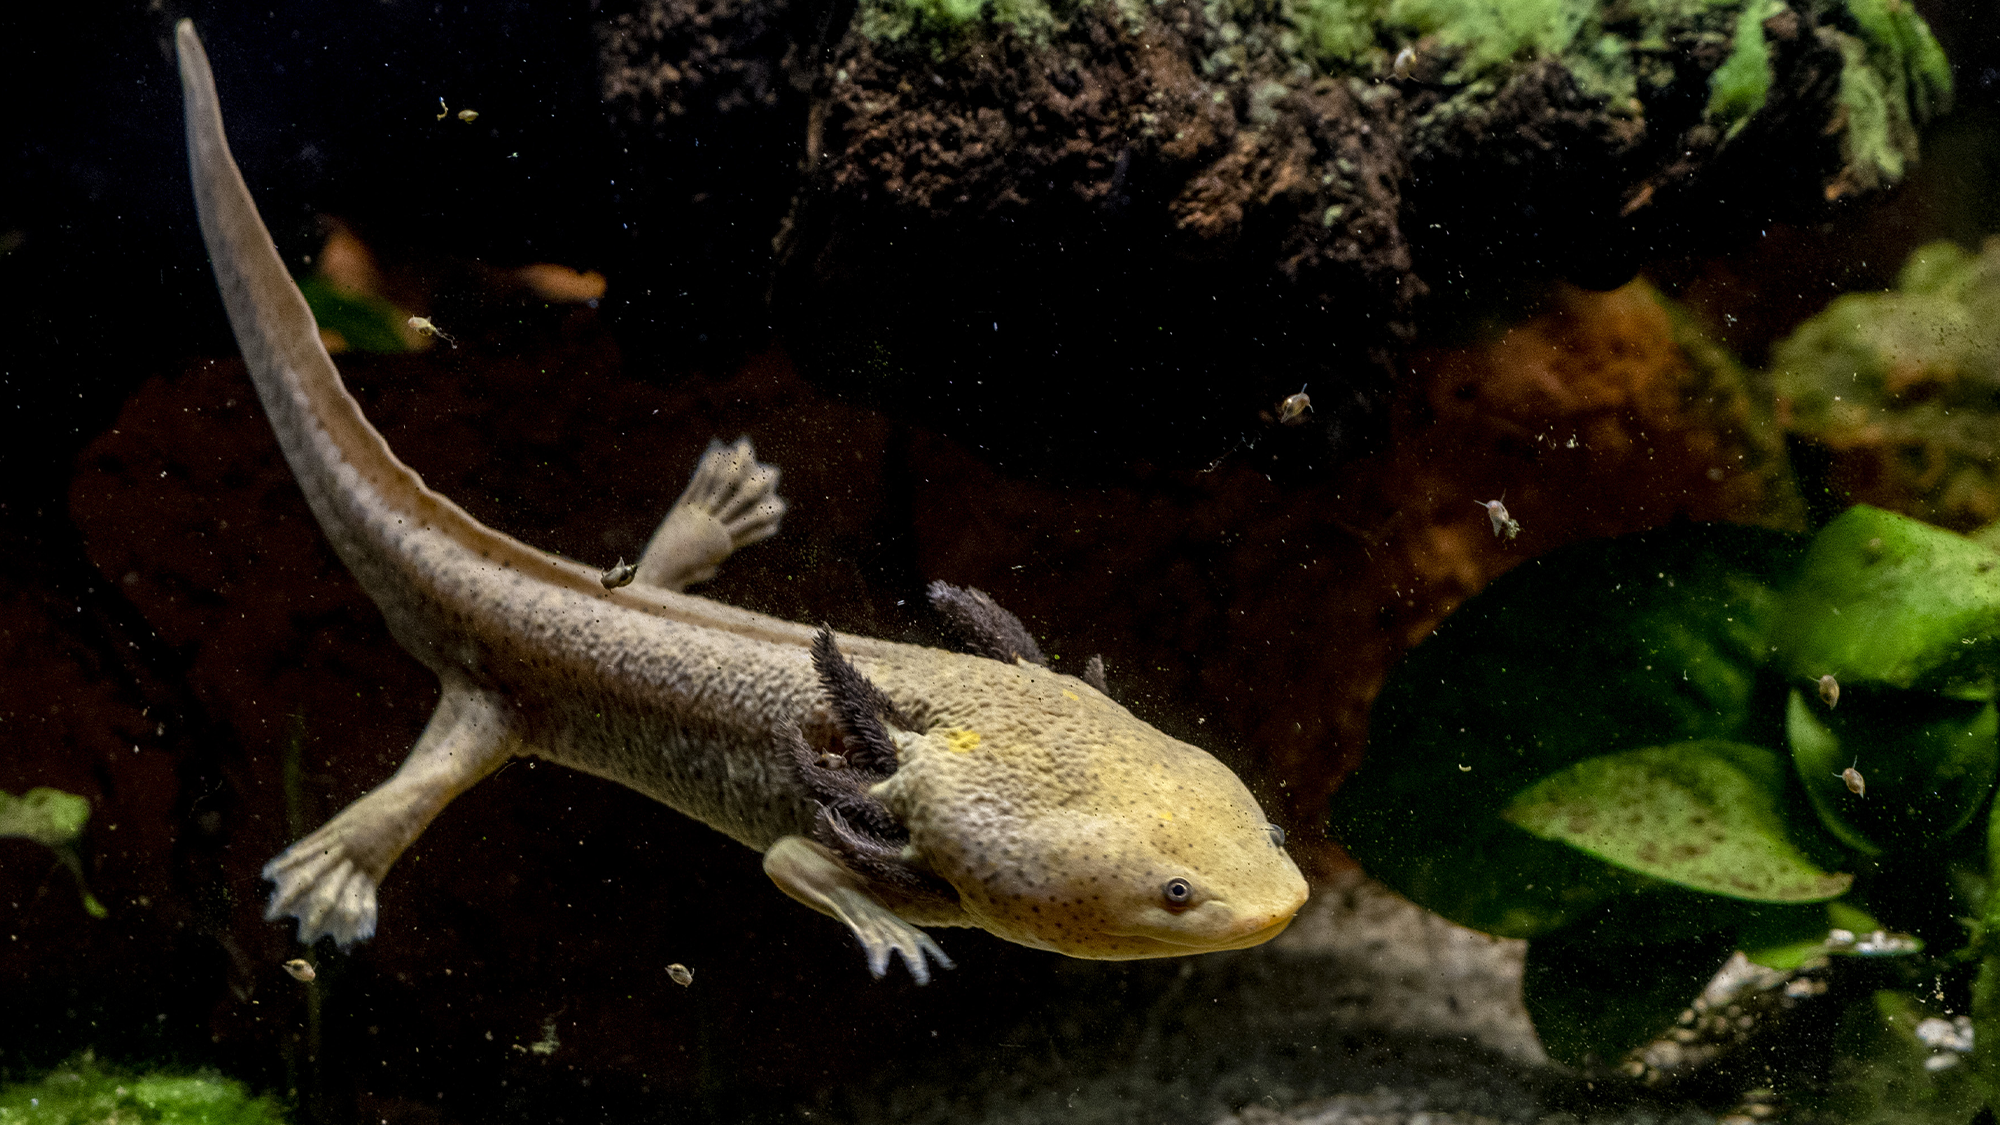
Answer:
261;440;789;945
764;836;955;983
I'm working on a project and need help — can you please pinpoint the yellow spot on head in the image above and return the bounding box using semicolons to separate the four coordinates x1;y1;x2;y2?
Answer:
943;728;983;754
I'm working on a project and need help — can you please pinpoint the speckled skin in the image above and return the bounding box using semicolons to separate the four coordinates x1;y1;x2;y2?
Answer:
178;21;1306;976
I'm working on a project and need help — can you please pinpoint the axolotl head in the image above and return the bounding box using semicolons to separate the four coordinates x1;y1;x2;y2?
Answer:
877;656;1309;960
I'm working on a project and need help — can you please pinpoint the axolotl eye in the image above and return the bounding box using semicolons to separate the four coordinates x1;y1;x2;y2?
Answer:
1162;878;1194;908
1266;823;1286;847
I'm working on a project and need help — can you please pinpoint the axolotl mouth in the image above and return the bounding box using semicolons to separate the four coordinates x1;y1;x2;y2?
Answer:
1114;912;1296;949
1083;900;1302;960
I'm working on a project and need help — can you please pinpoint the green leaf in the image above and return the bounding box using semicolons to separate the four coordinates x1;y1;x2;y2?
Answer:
1787;687;1999;855
1523;926;1735;1068
1;787;107;919
1331;523;1807;937
297;275;417;354
0;787;91;848
1505;740;1853;903
1771;505;2000;700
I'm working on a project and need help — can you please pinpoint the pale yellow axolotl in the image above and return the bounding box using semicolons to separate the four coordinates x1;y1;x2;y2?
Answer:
174;21;1307;982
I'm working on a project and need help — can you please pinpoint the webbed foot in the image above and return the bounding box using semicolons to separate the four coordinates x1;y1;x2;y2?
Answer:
763;835;954;984
263;824;383;945
633;437;787;592
262;682;516;946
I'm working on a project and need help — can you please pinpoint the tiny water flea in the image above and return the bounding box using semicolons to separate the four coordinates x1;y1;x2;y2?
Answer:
457;108;479;123
1838;760;1865;797
1817;673;1840;709
406;316;458;348
282;958;316;982
1276;385;1311;425
1476;498;1520;541
599;559;638;589
667;963;694;987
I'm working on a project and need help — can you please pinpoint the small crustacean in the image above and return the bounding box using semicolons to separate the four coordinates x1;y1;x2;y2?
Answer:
1392;45;1419;81
1475;496;1520;541
456;108;480;123
406;316;458;349
282;958;316;982
1837;759;1865;798
1818;674;1840;709
816;751;847;770
599;559;638;589
1276;385;1311;425
667;963;694;987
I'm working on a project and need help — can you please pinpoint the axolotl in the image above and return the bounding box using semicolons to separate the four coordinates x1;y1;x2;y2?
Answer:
174;21;1307;982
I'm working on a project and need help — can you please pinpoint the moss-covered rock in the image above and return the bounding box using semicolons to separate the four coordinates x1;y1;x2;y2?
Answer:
0;1056;286;1125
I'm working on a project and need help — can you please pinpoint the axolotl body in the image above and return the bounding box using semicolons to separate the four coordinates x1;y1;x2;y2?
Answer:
174;21;1306;982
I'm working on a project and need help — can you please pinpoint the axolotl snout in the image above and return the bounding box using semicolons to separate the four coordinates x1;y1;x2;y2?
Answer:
874;653;1304;958
174;20;1306;982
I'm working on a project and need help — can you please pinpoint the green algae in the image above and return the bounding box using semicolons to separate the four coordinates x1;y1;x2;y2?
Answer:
0;1056;286;1125
1704;0;1779;134
856;0;1948;201
1832;0;1952;188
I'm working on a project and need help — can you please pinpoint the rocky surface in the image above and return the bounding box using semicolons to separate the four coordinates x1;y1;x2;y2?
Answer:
598;0;1952;465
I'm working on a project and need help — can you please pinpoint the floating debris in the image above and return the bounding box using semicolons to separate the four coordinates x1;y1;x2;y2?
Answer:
434;97;449;121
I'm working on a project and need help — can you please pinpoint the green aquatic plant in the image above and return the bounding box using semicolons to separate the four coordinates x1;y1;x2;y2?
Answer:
1776;238;2000;530
1;787;106;919
1331;505;2000;1106
0;1055;287;1125
296;276;416;355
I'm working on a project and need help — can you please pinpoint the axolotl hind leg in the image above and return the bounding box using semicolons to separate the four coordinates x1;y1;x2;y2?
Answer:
764;835;956;984
263;678;518;945
631;437;786;592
